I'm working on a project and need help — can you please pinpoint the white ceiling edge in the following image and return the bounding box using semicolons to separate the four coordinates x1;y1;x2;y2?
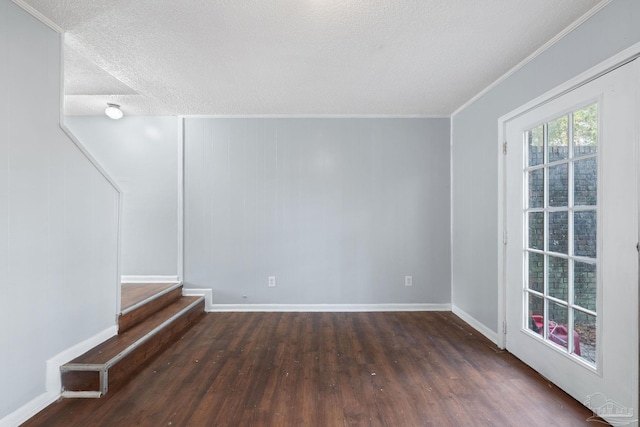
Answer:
451;0;613;117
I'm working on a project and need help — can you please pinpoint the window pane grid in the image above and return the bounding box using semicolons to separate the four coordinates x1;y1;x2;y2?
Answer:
523;103;598;367
571;304;597;318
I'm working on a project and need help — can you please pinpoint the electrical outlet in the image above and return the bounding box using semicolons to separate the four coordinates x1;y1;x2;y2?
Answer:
268;276;276;287
405;276;413;287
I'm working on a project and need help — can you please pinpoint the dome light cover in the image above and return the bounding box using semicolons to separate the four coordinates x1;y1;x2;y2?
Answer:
105;103;123;120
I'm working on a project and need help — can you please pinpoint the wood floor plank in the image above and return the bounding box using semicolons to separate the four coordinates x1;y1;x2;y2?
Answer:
23;312;607;427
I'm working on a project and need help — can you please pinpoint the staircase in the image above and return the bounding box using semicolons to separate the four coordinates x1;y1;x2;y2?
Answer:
60;283;205;398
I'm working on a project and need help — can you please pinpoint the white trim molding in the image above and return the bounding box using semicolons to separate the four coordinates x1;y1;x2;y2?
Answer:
121;275;180;284
452;305;498;344
206;303;451;313
11;0;64;32
452;0;614;117
182;288;213;311
177;117;185;283
0;326;117;427
0;392;56;427
498;41;640;125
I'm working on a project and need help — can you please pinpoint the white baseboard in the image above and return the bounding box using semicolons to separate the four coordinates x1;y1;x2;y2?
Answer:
0;325;117;427
121;275;179;283
0;391;57;427
452;305;498;344
207;303;451;313
182;288;213;311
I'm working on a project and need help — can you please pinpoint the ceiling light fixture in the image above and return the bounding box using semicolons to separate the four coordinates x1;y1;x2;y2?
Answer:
105;103;123;120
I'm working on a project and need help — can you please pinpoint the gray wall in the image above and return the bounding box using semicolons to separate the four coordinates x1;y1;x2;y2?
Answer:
184;118;450;305
451;0;640;332
66;116;179;277
0;0;119;420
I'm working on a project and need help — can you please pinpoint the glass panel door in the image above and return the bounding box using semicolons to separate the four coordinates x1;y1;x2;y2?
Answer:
504;59;639;426
524;104;598;367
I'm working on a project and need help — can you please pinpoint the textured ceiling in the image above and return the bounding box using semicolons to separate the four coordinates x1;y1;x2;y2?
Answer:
20;0;604;116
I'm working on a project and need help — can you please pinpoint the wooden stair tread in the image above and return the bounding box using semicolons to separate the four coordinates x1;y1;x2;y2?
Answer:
121;282;180;311
65;296;202;366
118;284;183;333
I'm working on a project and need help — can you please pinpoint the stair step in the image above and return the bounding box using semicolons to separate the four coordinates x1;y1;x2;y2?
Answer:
61;295;205;397
119;283;183;333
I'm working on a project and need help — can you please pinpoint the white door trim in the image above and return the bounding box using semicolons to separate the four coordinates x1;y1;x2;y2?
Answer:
497;40;640;349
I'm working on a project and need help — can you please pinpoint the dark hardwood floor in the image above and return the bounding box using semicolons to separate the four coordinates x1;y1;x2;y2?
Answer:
23;312;605;426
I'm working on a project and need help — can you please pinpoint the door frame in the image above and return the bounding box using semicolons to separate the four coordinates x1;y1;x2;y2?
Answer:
497;41;640;350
